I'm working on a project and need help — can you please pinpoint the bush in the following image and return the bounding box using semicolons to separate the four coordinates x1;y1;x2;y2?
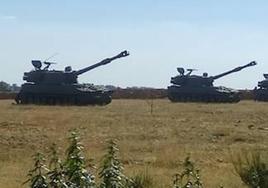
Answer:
47;144;68;187
26;130;268;188
130;169;154;188
99;140;127;188
173;156;203;188
24;152;49;188
24;130;96;188
64;131;95;187
231;150;268;188
25;131;132;188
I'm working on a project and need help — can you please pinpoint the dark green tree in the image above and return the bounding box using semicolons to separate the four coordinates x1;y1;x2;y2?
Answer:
0;81;10;92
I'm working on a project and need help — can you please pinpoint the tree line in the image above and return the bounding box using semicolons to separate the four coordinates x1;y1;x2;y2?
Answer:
0;81;20;92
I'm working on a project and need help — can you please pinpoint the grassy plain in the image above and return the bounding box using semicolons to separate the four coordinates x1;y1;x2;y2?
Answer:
0;99;267;188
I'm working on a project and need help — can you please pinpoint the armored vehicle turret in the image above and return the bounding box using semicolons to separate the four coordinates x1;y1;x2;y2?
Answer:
253;74;268;101
167;61;257;103
15;51;129;105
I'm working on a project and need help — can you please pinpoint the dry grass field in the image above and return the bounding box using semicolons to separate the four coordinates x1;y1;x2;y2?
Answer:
0;99;267;188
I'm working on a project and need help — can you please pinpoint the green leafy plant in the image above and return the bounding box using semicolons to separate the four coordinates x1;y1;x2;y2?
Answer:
173;156;203;188
231;150;268;188
24;152;49;188
47;143;68;188
99;140;128;188
64;130;96;188
24;130;241;188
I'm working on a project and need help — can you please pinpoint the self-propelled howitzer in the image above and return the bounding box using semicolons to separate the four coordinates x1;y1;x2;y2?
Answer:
23;50;129;85
16;51;129;105
168;61;257;103
254;74;268;101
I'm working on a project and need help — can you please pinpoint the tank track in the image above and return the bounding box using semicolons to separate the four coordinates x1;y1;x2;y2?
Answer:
15;93;112;106
167;86;240;103
167;93;240;103
253;89;268;101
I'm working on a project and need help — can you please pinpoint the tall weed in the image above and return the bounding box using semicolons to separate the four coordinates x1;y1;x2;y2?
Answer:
231;150;268;188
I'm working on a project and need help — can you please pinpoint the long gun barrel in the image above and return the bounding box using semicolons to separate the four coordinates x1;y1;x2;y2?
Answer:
211;61;257;80
75;50;129;76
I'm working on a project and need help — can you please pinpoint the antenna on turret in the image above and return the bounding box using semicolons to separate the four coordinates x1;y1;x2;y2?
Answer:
43;62;56;70
186;69;197;76
42;53;59;70
43;53;59;62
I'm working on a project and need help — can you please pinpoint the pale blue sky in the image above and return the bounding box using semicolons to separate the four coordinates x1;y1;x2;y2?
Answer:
1;0;268;89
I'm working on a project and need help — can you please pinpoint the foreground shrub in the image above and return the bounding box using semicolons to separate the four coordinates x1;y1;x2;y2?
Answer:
173;156;203;188
25;131;131;188
64;130;96;188
47;144;68;187
24;130;96;188
130;169;155;188
232;150;268;188
26;130;268;188
99;140;128;188
24;152;49;188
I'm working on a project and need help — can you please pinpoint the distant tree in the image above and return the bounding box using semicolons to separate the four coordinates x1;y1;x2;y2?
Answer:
0;81;11;92
11;83;21;92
